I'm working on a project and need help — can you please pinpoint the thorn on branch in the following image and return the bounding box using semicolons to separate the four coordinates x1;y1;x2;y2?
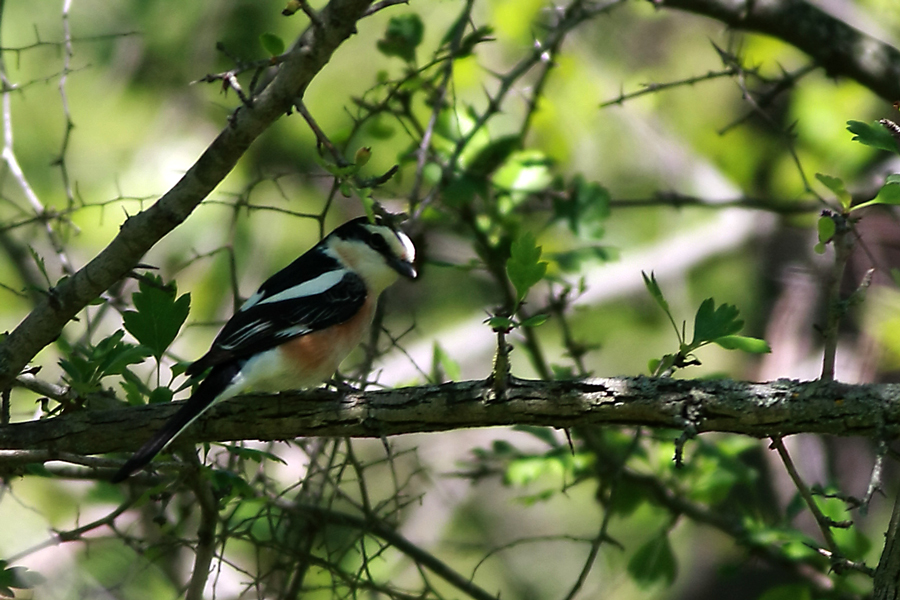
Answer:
295;101;349;167
861;441;887;514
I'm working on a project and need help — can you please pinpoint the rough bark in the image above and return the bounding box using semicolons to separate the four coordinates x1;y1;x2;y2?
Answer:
2;377;898;460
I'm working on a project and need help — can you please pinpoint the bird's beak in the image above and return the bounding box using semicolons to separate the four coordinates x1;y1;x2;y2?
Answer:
392;258;417;279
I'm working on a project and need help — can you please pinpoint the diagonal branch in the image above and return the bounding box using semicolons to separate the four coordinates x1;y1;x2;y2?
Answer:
652;0;900;102
0;0;377;392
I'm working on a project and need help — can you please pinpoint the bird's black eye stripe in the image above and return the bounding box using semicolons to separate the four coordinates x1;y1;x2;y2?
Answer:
367;232;391;255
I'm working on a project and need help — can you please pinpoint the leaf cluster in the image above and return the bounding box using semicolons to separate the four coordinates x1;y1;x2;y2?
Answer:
643;272;770;376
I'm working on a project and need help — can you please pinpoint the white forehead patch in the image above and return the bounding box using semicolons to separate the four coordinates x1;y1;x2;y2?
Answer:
364;223;416;262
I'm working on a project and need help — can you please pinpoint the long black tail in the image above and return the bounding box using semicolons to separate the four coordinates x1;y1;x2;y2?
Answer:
110;363;240;483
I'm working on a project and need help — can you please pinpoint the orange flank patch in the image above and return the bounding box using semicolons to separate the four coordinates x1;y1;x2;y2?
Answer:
278;295;376;383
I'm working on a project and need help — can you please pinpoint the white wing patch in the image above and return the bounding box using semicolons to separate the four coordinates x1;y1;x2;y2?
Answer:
220;321;272;350
256;269;347;306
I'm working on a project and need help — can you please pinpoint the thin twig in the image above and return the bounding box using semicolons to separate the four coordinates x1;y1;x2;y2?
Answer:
821;214;854;381
7;499;135;563
770;437;841;558
295;101;349;166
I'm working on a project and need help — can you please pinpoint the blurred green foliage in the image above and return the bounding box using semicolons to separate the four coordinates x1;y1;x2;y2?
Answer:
1;0;899;599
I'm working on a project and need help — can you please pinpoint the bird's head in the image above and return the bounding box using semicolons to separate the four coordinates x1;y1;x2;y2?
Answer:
326;216;417;292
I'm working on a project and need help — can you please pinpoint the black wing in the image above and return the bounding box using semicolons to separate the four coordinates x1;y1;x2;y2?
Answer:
187;252;368;376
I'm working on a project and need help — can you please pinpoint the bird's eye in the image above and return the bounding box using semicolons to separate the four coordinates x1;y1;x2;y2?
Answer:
368;233;391;254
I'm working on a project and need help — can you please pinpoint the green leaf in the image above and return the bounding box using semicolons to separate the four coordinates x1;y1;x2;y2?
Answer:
27;245;52;287
627;531;677;588
891;268;900;288
0;563;45;593
57;330;152;395
120;370;151;406
816;214;836;245
642;271;670;318
847;120;900;154
431;342;462;382
814;173;851;211
691;298;743;347
549;246;617;272
642;271;681;342
512;425;560;448
259;32;285;56
457;25;494;57
853;180;900;210
148;386;173;405
713;335;771;354
505;456;551;486
466;135;521;177
554;176;611;237
122;275;191;360
507;231;548;302
492;150;553;195
376;13;424;62
520;313;548;328
225;445;287;465
486;315;515;331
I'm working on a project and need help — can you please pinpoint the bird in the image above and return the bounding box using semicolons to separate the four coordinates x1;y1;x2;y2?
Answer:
111;215;417;482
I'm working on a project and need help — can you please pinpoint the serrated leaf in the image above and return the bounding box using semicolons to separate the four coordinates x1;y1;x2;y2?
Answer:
847;120;900;153
507;231;547;302
627;531;677;587
691;298;743;347
259;32;285;56
123;275;190;360
713;335;771;354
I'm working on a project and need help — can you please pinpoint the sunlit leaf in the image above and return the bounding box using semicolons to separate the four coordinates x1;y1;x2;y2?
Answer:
507;231;548;302
847;120;899;153
691;298;743;346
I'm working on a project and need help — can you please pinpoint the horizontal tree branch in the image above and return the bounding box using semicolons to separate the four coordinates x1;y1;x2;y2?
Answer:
1;377;899;461
654;0;900;102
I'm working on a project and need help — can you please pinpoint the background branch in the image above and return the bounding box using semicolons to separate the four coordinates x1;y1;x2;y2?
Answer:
654;0;900;102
